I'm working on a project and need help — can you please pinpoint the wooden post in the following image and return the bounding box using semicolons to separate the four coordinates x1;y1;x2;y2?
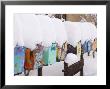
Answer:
80;45;84;76
80;68;83;76
38;67;42;76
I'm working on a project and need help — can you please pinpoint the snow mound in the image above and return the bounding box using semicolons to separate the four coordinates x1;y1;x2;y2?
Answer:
64;21;82;47
65;53;80;67
14;14;96;50
88;23;97;42
80;22;97;44
36;15;57;47
14;14;24;47
51;18;67;47
14;14;43;50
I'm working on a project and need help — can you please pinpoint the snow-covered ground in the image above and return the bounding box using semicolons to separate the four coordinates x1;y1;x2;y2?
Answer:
83;51;97;76
42;61;64;76
41;51;97;76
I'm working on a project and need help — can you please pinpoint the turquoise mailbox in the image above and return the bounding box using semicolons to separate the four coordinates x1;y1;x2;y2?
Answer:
43;43;56;65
